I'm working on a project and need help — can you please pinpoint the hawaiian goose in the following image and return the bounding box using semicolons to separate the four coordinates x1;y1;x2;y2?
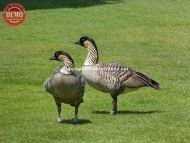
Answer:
44;51;85;123
74;36;160;115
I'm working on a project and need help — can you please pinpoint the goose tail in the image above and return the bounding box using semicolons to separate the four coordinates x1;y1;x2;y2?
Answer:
135;72;160;90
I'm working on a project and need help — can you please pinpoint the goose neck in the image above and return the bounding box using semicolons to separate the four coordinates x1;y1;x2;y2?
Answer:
84;44;99;66
60;57;74;74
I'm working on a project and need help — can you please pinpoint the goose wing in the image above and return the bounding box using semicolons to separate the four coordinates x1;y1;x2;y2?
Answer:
95;63;126;95
98;62;160;90
98;62;132;82
44;77;55;94
44;66;62;94
74;70;86;87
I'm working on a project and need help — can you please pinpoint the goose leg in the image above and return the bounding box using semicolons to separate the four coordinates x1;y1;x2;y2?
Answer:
73;105;79;124
56;102;62;123
111;96;117;115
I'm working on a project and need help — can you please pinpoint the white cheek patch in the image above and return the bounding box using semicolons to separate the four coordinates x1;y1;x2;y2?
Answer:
58;55;65;61
84;41;92;48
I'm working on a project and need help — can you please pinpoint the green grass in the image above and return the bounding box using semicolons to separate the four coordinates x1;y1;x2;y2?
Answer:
1;0;190;142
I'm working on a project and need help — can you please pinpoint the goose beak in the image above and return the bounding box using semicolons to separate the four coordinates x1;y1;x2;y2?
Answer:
49;56;56;60
74;41;80;45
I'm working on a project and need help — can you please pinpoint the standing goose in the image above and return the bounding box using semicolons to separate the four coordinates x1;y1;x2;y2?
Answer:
44;51;85;123
74;36;160;115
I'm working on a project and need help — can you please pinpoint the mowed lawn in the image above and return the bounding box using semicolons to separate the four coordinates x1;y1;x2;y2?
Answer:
0;0;190;142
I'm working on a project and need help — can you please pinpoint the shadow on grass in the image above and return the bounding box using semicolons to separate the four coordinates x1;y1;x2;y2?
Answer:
0;0;121;11
92;110;162;115
60;119;92;125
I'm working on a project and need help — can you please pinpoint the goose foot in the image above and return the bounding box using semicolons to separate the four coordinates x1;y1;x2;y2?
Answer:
110;110;117;115
73;116;79;124
57;117;62;123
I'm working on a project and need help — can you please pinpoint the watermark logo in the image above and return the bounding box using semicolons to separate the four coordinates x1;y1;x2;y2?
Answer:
2;3;26;27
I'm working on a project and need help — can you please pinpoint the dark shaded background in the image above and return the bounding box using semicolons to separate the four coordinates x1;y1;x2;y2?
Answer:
0;0;121;10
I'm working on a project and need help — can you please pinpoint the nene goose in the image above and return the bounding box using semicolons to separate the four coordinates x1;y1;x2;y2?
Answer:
74;36;160;115
44;51;85;123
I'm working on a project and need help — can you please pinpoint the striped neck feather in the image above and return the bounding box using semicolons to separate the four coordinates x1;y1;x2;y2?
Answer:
60;56;74;74
84;44;99;66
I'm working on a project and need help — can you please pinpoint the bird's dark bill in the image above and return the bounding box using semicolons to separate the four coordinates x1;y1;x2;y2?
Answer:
49;56;56;60
74;41;80;45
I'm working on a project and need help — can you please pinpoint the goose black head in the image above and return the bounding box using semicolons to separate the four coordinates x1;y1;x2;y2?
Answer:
74;36;97;48
50;51;74;64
